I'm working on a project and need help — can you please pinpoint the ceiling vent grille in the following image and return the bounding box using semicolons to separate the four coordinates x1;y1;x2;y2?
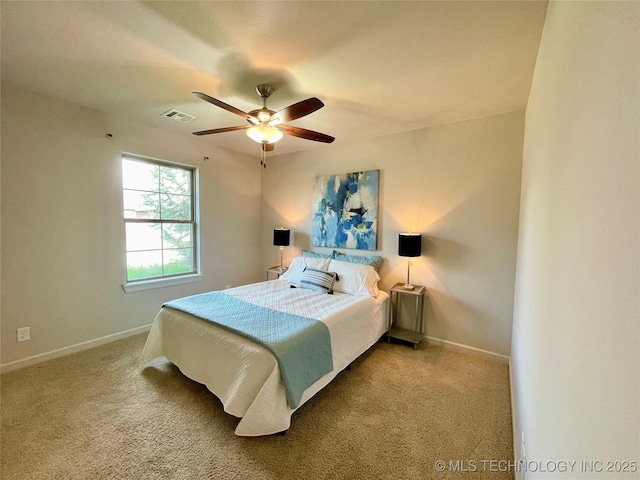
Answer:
161;109;197;123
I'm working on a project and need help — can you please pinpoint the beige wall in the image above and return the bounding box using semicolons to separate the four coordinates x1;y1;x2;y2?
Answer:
511;1;639;476
1;83;262;367
1;84;522;366
261;111;524;357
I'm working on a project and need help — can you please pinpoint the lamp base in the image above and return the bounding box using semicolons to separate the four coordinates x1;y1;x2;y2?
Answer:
402;283;415;291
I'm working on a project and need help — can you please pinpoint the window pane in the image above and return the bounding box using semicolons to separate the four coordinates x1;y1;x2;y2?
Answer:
126;250;163;280
122;155;197;283
125;223;162;252
160;194;191;220
162;223;192;250
122;159;159;192
163;248;193;275
160;166;191;195
123;190;160;219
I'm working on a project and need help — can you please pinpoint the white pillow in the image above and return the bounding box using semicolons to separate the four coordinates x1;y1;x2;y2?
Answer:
328;259;381;297
280;256;331;286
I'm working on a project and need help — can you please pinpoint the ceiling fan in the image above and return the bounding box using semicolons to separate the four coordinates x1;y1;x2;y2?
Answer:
192;84;335;159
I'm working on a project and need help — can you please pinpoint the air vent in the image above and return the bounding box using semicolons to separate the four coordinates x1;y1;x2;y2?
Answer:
161;109;197;123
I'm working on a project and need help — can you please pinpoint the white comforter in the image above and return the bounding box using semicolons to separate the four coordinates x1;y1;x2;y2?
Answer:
141;279;389;436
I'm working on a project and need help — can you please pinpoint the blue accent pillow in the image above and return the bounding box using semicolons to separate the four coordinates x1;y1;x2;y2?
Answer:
299;267;337;294
332;251;383;271
301;250;333;259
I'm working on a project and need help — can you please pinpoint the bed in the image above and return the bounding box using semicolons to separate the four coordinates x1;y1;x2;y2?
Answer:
141;255;389;436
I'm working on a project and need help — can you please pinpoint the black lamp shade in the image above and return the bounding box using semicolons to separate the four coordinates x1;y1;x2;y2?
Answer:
398;233;422;257
273;229;291;247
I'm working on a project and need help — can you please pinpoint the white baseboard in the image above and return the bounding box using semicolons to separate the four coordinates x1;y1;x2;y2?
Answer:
2;328;509;370
509;357;524;480
425;335;510;364
0;324;153;374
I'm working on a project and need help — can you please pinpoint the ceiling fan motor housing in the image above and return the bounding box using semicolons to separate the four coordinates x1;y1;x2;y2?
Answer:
248;108;276;124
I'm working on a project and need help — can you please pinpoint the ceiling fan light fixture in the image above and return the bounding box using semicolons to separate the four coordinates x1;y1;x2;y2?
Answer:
246;124;283;144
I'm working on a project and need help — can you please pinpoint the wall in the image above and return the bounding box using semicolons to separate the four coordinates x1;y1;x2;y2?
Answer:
511;1;639;477
261;111;524;357
1;83;262;368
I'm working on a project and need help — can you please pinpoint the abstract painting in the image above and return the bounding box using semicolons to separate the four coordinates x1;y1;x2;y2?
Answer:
312;170;379;250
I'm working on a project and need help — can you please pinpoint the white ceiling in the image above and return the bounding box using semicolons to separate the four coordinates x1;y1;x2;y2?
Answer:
1;1;548;157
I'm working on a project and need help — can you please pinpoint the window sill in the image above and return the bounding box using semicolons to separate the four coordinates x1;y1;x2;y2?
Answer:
122;274;203;293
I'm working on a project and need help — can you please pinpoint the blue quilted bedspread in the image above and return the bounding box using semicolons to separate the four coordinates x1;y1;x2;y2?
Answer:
163;291;333;409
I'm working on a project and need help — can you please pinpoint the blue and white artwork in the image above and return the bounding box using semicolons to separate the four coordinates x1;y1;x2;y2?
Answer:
312;170;379;250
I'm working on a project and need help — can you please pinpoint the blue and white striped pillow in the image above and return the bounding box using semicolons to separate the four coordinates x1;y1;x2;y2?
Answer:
299;267;337;294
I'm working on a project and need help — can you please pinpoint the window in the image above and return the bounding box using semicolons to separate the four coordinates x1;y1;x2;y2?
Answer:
122;155;197;283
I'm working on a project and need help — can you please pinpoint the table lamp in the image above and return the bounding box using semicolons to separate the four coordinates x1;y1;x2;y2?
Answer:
398;233;422;290
273;228;291;271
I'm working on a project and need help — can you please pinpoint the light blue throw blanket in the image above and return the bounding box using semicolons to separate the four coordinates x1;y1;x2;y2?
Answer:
164;291;333;409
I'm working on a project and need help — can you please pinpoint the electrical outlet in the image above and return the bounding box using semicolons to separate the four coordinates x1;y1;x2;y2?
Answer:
17;327;30;342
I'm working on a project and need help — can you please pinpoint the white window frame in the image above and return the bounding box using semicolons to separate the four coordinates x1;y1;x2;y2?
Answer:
121;154;201;293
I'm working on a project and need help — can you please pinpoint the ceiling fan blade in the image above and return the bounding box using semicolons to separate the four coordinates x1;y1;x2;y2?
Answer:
270;97;324;124
279;125;335;143
192;92;259;124
192;125;249;136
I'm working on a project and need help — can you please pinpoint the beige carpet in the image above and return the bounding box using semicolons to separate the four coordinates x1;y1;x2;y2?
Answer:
1;334;513;479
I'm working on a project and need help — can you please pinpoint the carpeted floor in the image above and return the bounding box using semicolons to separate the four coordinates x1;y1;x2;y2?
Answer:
1;334;513;479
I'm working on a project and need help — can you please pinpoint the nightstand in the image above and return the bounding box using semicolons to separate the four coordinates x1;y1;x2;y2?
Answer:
387;282;426;349
266;265;288;280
